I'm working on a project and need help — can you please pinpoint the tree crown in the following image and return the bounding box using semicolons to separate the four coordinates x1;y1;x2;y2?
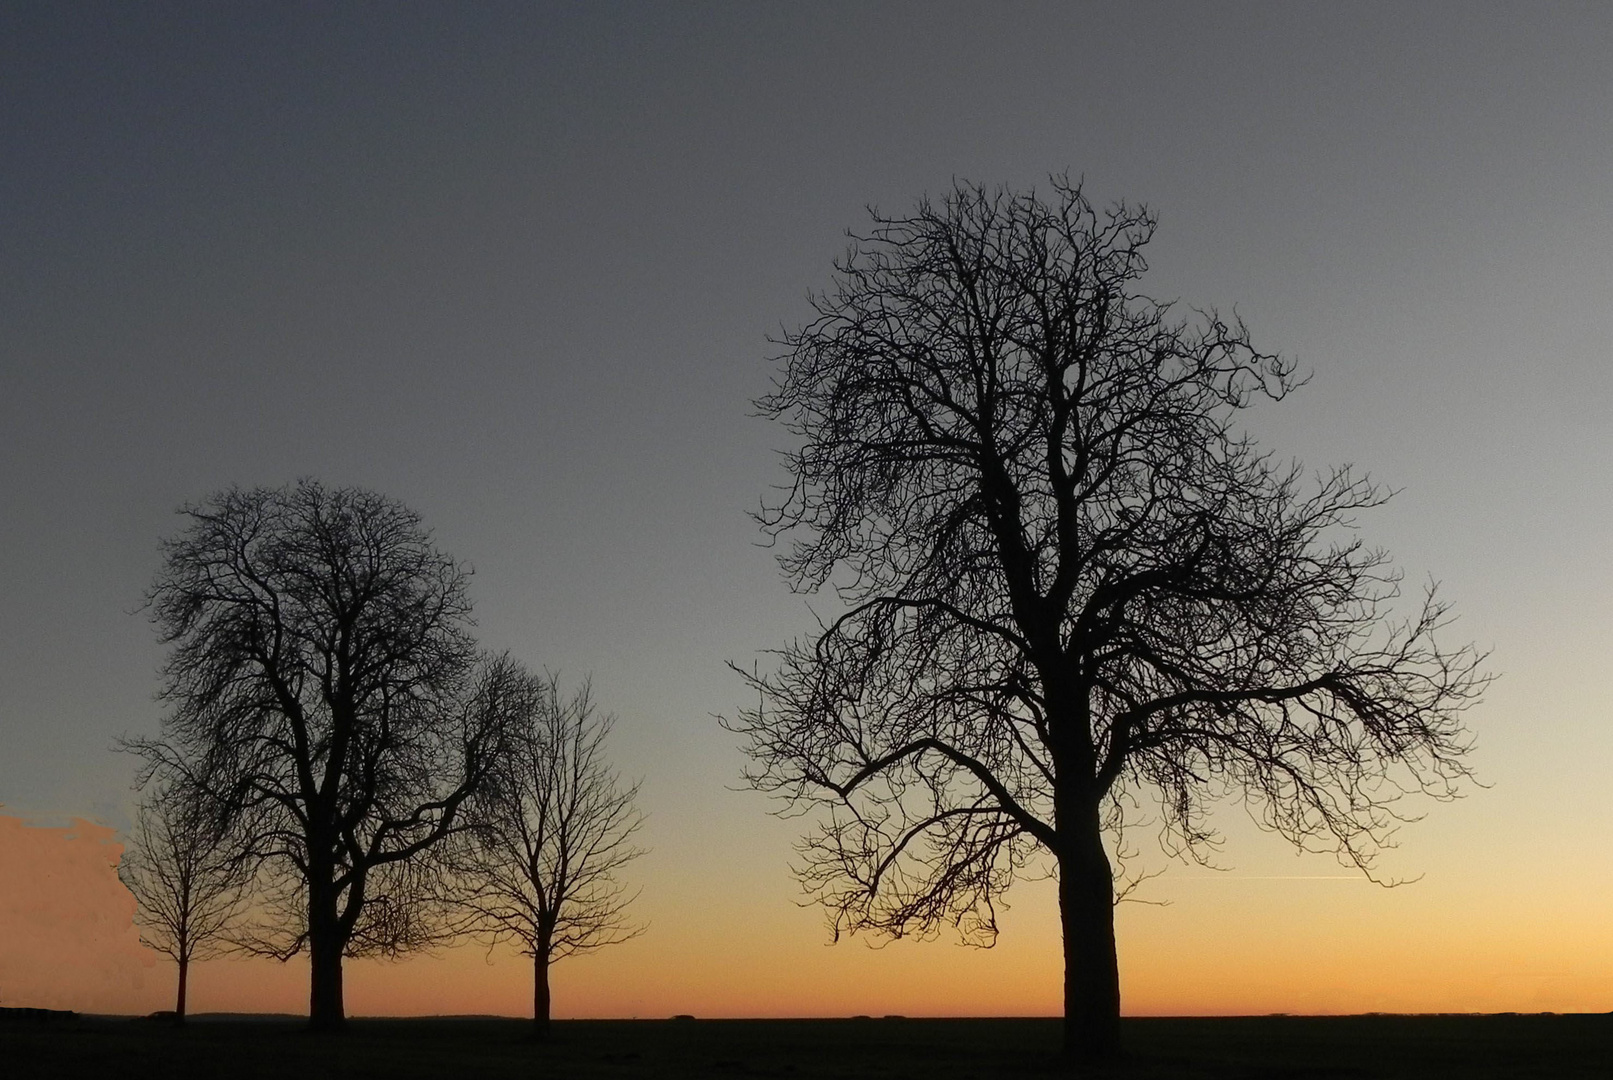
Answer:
734;178;1487;944
135;479;503;960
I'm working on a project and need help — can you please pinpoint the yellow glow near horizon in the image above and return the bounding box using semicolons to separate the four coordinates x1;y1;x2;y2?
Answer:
4;809;1610;1019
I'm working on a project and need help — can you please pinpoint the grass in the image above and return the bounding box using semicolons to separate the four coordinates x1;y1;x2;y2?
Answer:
2;1012;1608;1078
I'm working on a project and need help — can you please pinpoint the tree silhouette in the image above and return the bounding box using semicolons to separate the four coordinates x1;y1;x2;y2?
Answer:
118;776;246;1022
728;178;1488;1064
452;661;645;1039
131;480;507;1030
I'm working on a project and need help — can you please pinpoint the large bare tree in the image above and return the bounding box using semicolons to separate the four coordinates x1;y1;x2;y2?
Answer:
728;178;1488;1064
133;480;507;1030
118;776;246;1022
453;662;645;1039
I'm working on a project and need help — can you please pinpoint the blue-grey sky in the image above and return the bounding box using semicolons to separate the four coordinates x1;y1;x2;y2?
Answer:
2;1;1612;1015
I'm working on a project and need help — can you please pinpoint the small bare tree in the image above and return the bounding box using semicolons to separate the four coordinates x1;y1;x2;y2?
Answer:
454;662;646;1038
119;778;246;1022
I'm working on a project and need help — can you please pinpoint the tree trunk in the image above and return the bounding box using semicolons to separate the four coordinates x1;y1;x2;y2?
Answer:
309;934;346;1030
175;954;189;1025
1058;809;1122;1065
308;881;347;1031
532;949;552;1040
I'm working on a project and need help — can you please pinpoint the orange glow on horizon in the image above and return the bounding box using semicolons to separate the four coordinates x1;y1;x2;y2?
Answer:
2;813;1608;1019
0;815;157;1012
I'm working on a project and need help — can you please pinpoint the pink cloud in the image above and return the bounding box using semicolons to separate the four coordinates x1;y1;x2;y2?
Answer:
0;814;161;1014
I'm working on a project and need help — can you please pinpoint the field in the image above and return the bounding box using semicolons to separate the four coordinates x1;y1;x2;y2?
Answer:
2;1013;1608;1078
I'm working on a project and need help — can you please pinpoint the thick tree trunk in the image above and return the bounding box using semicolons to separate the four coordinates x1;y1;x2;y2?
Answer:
532;950;552;1040
308;881;347;1031
175;954;189;1024
309;934;346;1030
1058;809;1122;1065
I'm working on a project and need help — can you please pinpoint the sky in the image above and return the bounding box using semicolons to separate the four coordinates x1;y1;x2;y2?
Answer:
1;1;1611;1018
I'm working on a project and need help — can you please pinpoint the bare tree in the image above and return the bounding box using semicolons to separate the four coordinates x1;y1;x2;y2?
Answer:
130;480;507;1030
453;661;645;1039
727;178;1488;1065
118;777;246;1022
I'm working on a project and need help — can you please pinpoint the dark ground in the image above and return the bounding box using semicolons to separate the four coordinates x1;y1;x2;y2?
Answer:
1;1013;1608;1078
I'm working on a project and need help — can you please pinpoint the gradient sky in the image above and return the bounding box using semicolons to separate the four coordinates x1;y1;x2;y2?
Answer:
2;2;1611;1018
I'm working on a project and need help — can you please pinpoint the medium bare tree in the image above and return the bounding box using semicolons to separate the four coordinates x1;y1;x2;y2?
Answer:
728;178;1488;1065
453;662;645;1039
118;777;246;1022
131;480;507;1030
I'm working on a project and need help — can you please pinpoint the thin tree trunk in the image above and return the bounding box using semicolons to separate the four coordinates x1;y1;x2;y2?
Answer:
175;954;189;1025
532;950;552;1041
1058;810;1122;1065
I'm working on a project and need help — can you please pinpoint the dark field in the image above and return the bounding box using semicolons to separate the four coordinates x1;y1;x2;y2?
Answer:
2;1013;1608;1079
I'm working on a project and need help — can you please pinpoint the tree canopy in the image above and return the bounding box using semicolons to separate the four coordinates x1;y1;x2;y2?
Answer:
133;480;508;1028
